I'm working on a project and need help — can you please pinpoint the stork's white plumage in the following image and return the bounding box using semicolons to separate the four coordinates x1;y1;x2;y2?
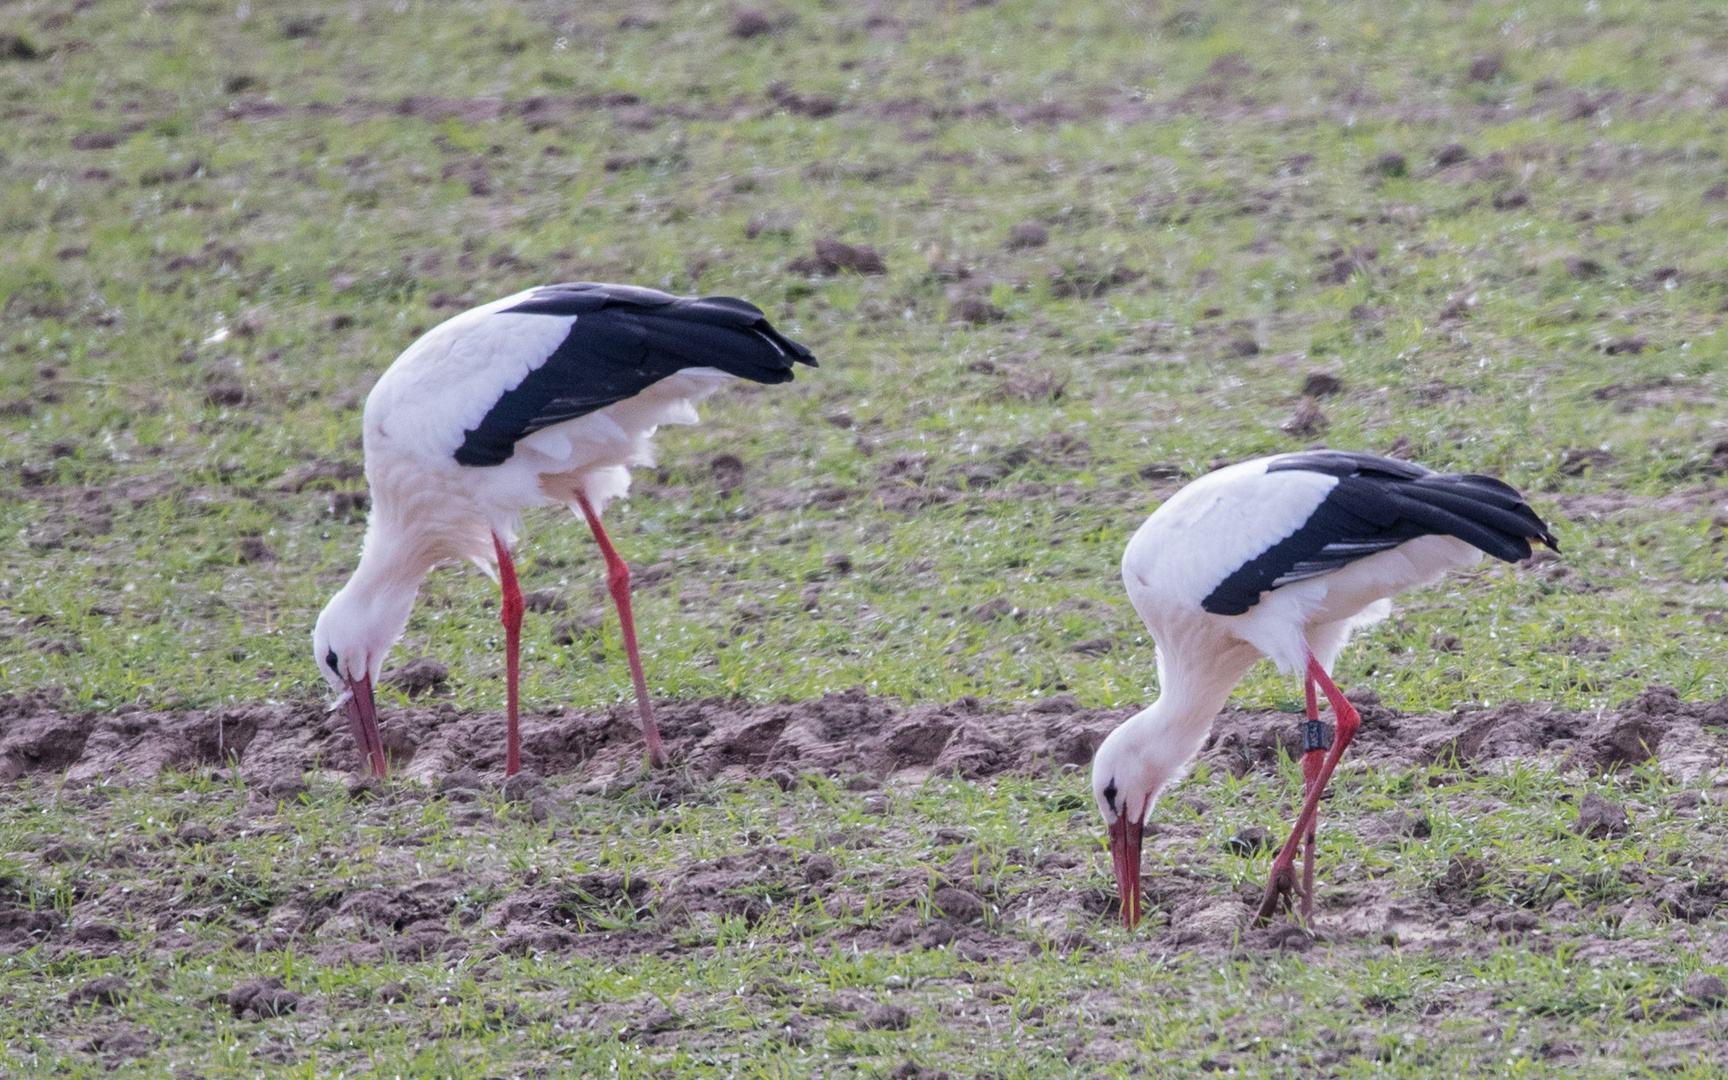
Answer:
313;282;815;777
1092;451;1557;929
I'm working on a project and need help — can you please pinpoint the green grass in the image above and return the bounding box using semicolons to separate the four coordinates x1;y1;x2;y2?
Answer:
4;0;1728;1074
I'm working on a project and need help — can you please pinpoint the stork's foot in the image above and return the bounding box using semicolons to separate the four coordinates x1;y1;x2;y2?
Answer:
1254;717;1334;927
1255;859;1301;926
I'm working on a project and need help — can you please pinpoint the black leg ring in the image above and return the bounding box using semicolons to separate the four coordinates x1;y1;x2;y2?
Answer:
1302;719;1334;753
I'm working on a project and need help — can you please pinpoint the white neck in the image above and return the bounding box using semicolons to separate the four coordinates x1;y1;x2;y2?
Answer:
324;524;438;682
1096;639;1261;813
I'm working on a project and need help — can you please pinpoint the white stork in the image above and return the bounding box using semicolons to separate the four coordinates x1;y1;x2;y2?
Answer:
312;282;815;777
1091;451;1557;929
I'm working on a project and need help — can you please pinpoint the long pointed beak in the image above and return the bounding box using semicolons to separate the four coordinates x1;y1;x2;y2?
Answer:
342;675;388;777
1109;813;1145;930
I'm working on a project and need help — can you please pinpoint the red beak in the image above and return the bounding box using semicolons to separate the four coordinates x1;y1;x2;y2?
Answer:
342;675;388;777
1109;813;1145;930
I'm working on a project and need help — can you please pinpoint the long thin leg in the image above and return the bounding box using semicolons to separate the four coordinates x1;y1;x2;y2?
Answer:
1257;654;1360;926
492;533;524;777
1299;727;1329;923
574;492;666;770
1297;670;1333;922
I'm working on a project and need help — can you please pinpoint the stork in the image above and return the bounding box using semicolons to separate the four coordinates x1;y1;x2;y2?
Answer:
1091;450;1557;929
312;282;815;777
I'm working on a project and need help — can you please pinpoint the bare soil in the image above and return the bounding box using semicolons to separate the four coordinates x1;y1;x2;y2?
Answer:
7;683;1722;792
8;686;1728;1066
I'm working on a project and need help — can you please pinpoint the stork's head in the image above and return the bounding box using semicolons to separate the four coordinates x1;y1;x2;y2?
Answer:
1091;724;1171;931
312;580;415;777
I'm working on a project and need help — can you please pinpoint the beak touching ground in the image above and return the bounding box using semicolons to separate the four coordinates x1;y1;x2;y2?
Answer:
341;675;388;777
1109;812;1145;930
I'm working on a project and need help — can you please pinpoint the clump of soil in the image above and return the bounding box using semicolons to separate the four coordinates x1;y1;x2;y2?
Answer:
6;685;1724;796
1281;397;1329;436
382;658;448;698
788;238;886;276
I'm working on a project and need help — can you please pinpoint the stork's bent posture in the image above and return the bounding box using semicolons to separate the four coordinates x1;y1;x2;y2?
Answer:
313;283;815;777
1092;451;1556;929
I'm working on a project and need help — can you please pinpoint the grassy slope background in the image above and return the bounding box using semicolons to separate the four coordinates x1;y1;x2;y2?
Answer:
2;0;1728;1076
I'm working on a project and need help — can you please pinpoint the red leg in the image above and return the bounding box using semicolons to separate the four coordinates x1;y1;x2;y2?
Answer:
1300;671;1324;922
1257;655;1359;926
574;492;666;769
1300;741;1325;922
493;534;524;777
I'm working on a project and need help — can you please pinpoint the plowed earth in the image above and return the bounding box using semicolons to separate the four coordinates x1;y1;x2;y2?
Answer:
9;683;1724;792
9;686;1728;1073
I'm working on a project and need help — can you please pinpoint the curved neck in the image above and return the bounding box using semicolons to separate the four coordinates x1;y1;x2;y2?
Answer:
1105;640;1261;804
351;520;439;600
329;526;438;681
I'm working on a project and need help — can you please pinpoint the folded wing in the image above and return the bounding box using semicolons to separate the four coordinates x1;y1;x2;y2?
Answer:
455;283;816;467
1201;451;1558;616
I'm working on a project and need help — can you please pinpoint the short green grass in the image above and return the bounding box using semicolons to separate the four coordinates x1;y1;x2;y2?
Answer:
5;759;1728;1077
4;0;1728;1074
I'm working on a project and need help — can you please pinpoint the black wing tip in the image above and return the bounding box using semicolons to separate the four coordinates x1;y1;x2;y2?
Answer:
510;283;818;365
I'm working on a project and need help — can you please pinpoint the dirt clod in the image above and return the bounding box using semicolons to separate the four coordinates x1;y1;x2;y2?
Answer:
228;978;303;1019
68;975;128;1008
439;768;484;794
1684;973;1727;1007
382;657;448;698
238;536;276;564
710;453;745;494
931;886;985;924
72;922;121;945
500;770;548;803
175;822;216;845
949;296;1005;325
522;591;566;614
1435;143;1470;167
861;1003;911;1031
789;238;886;276
1371;152;1408;178
1468;53;1504;82
1573;793;1630;838
731;9;773;37
1488;910;1539;935
804;853;839;883
1300;370;1344;397
1224;826;1273;856
1281;397;1329;437
1381;811;1430;839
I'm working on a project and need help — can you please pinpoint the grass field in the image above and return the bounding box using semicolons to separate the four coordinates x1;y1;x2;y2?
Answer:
4;0;1728;1074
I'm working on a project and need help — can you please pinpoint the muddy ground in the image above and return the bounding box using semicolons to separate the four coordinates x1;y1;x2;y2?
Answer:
9;681;1725;793
8;685;1728;1071
7;683;1728;945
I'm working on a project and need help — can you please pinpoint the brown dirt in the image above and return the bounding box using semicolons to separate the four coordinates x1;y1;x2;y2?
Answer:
10;684;1728;1070
6;685;1725;793
1200;685;1728;781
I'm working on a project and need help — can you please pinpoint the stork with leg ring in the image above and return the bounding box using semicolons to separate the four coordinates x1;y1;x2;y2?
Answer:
1090;451;1557;929
313;283;815;777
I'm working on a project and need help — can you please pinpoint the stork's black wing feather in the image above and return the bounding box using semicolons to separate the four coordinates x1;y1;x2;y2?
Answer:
1200;451;1558;616
454;283;816;467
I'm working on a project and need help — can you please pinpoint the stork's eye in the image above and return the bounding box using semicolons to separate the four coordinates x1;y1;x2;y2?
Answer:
325;648;340;675
1102;779;1119;811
